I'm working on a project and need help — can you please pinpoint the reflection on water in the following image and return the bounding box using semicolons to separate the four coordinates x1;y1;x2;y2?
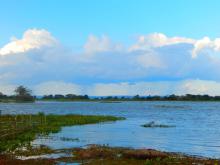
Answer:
1;101;220;158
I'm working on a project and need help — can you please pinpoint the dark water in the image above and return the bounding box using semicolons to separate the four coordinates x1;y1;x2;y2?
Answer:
1;101;220;158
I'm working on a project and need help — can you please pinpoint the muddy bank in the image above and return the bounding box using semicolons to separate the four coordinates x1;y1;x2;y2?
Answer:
0;145;219;165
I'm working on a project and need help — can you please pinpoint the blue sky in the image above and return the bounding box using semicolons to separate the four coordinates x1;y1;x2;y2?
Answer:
1;0;220;95
1;0;220;46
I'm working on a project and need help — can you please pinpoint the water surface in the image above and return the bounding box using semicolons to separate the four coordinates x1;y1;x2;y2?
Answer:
1;101;220;158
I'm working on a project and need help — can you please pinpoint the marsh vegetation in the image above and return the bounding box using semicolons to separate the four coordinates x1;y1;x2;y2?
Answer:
0;113;124;152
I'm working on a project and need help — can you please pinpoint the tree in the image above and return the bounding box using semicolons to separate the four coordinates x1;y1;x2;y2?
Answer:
133;95;140;100
14;86;34;102
54;94;65;99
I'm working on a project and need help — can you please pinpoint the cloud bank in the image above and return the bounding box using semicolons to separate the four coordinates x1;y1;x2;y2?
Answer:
1;29;220;95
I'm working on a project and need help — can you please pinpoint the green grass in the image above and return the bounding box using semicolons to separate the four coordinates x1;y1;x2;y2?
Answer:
0;113;125;152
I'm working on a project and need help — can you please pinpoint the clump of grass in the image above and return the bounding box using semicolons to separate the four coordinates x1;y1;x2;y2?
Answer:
0;113;125;152
141;121;175;128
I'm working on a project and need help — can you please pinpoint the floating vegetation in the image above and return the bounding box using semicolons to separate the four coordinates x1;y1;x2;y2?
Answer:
60;137;80;142
154;105;187;109
141;121;175;128
99;101;122;103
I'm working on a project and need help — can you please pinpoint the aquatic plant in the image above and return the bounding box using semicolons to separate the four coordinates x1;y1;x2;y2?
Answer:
141;121;175;128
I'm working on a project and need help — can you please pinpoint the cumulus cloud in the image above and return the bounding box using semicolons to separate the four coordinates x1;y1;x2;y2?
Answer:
130;33;220;58
84;35;123;55
9;80;220;96
174;79;220;96
85;82;174;96
1;29;220;95
136;50;165;68
0;83;16;95
192;37;220;58
34;81;82;95
89;80;220;96
0;29;57;56
130;33;195;51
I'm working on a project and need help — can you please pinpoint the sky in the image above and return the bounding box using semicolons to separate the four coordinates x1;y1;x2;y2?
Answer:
1;0;220;96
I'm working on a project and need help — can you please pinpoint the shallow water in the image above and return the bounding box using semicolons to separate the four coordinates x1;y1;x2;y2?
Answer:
1;101;220;158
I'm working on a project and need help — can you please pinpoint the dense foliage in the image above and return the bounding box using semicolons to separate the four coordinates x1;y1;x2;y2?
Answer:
0;86;34;102
14;86;35;102
42;94;89;101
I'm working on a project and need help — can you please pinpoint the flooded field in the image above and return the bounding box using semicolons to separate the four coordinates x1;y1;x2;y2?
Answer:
1;101;220;158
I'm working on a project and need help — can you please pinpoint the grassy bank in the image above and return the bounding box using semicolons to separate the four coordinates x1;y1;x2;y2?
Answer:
0;113;125;152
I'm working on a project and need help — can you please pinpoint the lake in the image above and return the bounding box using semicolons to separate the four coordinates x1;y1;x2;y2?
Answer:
1;101;220;158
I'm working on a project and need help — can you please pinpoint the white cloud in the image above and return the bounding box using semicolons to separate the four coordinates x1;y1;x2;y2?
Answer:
2;79;220;96
62;80;220;96
86;82;174;96
84;35;123;55
130;33;195;51
0;29;57;56
34;81;82;95
0;84;16;95
1;29;220;95
176;79;220;96
130;33;220;58
192;37;220;58
136;50;165;68
3;79;220;96
88;83;131;96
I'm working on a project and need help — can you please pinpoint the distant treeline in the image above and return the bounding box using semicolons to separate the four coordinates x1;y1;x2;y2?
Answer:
115;94;220;101
41;94;89;101
95;94;220;101
2;86;220;102
41;94;220;101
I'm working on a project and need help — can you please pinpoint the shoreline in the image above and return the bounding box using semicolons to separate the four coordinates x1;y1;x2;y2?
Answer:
5;100;220;103
37;99;220;102
1;145;219;165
